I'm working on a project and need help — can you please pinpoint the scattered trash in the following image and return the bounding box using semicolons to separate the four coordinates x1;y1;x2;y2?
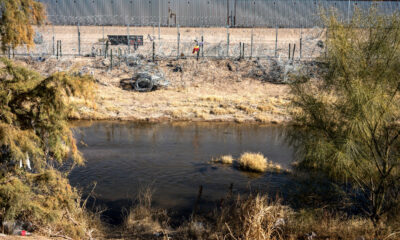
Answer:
172;65;183;72
305;231;317;240
227;62;233;71
34;32;43;44
246;59;317;84
2;221;33;235
120;64;169;92
317;40;324;48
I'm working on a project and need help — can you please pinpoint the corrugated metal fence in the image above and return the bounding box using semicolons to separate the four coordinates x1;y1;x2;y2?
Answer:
40;0;400;28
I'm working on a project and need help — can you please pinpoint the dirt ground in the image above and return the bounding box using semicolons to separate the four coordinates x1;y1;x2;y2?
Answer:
13;56;292;124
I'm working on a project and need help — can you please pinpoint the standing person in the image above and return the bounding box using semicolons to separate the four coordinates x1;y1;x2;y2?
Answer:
192;40;200;61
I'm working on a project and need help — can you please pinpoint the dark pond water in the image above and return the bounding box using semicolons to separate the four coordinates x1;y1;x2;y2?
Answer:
69;121;294;224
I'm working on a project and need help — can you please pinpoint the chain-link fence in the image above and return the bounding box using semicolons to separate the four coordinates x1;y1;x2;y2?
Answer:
6;0;400;60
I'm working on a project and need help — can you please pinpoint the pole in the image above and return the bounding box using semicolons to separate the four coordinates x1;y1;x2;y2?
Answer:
242;43;245;59
127;24;130;54
177;24;180;59
52;24;55;56
292;44;296;60
56;41;59;59
110;49;113;70
152;41;155;62
288;43;291;60
78;23;81;56
239;42;242;59
102;25;105;53
227;26;230;57
275;26;278;58
59;40;62;57
250;28;253;59
299;28;302;59
201;35;204;58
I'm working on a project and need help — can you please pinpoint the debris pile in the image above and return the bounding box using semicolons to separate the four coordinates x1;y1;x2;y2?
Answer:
120;63;169;92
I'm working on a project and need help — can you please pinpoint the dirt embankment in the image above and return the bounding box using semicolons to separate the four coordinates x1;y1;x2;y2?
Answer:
15;56;293;123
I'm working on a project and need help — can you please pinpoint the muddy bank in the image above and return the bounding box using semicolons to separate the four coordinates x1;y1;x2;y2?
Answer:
14;57;298;123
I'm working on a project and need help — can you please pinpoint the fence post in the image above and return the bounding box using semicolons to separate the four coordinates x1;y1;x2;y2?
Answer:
59;40;62;57
242;43;245;59
250;28;253;59
292;44;296;60
102;25;105;52
288;43;291;60
127;24;130;54
239;42;242;58
56;40;59;59
78;22;81;56
177;25;180;59
201;35;204;58
8;46;11;59
300;28;302;60
226;26;230;58
275;26;278;58
110;49;113;70
158;16;161;40
152;41;155;62
52;24;55;56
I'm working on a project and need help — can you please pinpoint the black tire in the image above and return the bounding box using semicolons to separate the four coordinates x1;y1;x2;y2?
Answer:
134;77;154;92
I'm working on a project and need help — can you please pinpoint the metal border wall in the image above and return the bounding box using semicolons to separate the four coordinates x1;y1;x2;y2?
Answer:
40;0;400;28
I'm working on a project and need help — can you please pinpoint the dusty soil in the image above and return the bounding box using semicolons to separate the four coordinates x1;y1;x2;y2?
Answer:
14;56;292;124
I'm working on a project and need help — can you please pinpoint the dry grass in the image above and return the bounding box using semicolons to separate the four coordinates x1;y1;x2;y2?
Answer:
212;155;234;164
124;187;170;237
238;152;268;172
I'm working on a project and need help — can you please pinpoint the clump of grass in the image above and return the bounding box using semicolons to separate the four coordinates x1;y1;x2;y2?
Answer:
212;155;234;164
238;152;282;172
238;152;268;172
124;187;170;236
214;194;288;240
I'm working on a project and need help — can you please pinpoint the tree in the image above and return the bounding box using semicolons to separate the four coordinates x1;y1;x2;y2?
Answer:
0;58;97;238
0;0;45;52
289;9;400;224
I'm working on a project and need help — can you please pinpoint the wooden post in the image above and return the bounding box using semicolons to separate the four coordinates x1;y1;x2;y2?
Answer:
8;46;11;59
78;23;81;56
110;49;113;70
56;41;59;59
299;28;303;60
201;35;204;57
288;43;291;60
177;25;180;59
275;26;278;57
239;42;242;59
59;40;62;57
192;185;203;219
227;26;230;57
152;41;155;62
292;44;296;60
242;43;245;59
250;28;253;59
52;24;55;56
127;24;130;54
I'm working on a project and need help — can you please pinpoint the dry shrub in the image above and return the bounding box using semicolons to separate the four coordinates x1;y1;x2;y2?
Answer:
214;194;287;240
124;187;170;236
238;152;268;172
0;170;102;239
284;209;389;240
212;155;234;164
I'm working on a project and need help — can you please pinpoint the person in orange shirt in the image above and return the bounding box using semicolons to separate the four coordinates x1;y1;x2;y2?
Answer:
192;40;200;54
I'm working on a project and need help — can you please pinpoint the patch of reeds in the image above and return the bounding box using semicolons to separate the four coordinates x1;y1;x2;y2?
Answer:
211;155;234;164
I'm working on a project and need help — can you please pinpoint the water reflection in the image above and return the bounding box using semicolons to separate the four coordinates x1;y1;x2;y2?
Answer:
69;121;293;224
